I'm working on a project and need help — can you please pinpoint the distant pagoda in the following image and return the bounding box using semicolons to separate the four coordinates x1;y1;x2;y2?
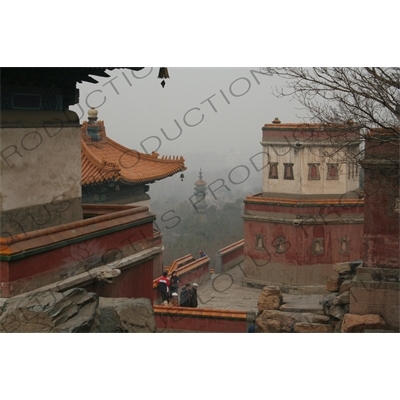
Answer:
193;169;208;213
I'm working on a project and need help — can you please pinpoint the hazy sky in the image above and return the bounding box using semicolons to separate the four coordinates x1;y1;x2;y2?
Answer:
72;67;303;159
71;68;306;201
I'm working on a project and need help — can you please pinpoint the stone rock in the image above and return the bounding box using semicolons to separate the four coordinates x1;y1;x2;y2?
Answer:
301;312;330;324
339;280;353;293
96;268;121;284
294;322;333;333
320;292;337;315
256;310;301;333
333;262;352;274
341;313;387;333
340;273;356;281
333;319;342;333
257;286;283;312
326;276;342;292
332;291;350;306
328;305;346;320
96;297;155;333
0;288;98;333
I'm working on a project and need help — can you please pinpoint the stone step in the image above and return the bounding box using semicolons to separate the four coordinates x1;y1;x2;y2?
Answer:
300;312;331;324
280;294;325;314
280;303;325;314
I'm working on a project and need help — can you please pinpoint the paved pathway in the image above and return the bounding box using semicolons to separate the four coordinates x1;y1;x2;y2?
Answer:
195;265;325;314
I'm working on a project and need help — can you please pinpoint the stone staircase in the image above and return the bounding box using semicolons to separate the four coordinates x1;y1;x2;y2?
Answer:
256;287;334;333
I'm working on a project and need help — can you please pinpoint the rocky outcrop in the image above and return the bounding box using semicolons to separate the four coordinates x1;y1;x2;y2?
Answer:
257;286;283;312
341;313;387;333
97;297;156;333
320;261;391;332
256;286;333;332
0;288;156;333
326;276;341;292
0;288;99;333
257;310;301;333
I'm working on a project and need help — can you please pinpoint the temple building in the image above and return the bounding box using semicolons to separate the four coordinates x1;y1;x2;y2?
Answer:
81;108;186;208
242;118;364;292
192;169;208;214
0;68;180;300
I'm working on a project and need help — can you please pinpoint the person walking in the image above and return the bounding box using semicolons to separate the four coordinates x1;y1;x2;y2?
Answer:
170;271;180;295
190;283;198;308
179;283;192;307
157;271;170;303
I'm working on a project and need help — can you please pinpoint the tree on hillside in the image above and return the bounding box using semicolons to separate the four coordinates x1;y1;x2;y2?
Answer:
161;199;244;266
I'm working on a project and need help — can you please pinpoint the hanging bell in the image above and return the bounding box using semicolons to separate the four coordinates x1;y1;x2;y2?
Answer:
158;67;170;88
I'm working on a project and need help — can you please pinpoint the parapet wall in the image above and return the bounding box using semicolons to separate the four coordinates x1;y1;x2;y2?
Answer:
214;239;245;274
154;305;254;333
153;255;210;304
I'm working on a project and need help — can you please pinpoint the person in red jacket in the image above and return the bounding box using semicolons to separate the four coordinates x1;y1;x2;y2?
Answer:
157;271;171;303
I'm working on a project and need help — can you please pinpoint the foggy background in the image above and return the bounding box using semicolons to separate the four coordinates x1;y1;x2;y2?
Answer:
71;67;303;206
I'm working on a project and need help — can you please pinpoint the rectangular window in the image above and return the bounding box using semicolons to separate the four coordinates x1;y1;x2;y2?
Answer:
255;235;265;250
308;163;320;180
284;163;294;180
268;162;278;179
312;238;324;255
326;163;339;180
338;238;350;254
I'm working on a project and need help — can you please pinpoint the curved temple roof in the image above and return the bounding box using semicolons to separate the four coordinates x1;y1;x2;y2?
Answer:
81;119;186;186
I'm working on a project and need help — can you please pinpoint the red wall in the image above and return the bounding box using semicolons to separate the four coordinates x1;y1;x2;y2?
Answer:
2;221;157;297
154;308;248;333
244;205;363;266
85;260;154;299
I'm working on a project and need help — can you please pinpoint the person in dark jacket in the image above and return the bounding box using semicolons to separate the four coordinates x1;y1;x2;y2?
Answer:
190;283;198;308
170;271;180;295
179;283;192;307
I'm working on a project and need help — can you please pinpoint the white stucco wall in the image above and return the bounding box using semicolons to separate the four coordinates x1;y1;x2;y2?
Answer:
262;143;360;195
0;126;81;212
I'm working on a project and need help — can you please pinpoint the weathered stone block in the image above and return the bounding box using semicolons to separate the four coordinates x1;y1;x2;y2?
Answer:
333;262;351;274
332;291;350;305
301;312;330;324
328;305;346;320
294;322;333;333
341;313;387;333
97;297;156;333
326;276;341;292
340;279;353;293
257;286;283;312
256;310;301;333
0;288;98;333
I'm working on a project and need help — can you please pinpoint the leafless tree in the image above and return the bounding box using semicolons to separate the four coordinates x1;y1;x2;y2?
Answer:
265;68;398;154
268;68;399;134
266;67;400;206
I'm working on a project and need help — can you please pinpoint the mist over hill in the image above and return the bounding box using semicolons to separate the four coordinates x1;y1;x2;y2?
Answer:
148;149;263;267
149;148;264;210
